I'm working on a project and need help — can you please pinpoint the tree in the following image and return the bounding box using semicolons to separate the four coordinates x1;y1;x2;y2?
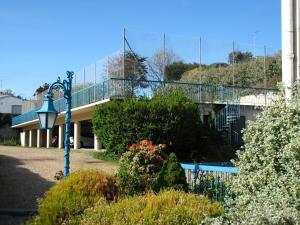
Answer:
106;51;147;80
165;62;198;81
147;49;181;81
228;51;253;65
105;51;148;96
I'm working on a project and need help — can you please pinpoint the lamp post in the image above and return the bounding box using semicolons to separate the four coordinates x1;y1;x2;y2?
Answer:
36;71;73;178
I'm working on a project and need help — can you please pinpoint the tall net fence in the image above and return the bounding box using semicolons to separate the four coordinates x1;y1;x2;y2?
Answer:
23;29;281;113
123;29;281;89
28;50;123;112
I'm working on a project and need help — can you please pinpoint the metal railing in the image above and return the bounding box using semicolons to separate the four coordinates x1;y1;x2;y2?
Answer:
12;78;279;126
181;163;237;202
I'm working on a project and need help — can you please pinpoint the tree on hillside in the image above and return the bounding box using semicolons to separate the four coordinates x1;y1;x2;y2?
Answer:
147;49;181;81
106;51;148;81
105;51;148;96
228;51;253;65
165;62;199;81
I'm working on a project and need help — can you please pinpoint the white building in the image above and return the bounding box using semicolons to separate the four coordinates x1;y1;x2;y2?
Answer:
0;95;31;115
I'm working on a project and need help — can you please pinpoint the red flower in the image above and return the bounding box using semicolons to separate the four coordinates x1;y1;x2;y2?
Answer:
140;139;152;147
161;144;167;149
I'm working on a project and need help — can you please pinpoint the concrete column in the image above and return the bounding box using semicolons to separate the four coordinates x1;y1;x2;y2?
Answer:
282;0;295;100
20;131;26;147
46;129;52;148
74;121;81;150
37;129;41;148
29;130;33;147
58;124;64;149
94;134;101;150
24;130;29;146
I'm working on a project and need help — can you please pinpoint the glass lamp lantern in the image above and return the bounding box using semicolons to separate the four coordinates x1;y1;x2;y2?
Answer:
36;96;58;129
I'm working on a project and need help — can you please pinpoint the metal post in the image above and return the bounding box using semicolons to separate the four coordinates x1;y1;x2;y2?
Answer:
232;41;235;101
83;67;86;87
264;45;267;105
232;40;235;87
199;37;202;103
123;28;126;79
64;71;73;178
163;32;166;81
94;63;96;102
123;28;126;95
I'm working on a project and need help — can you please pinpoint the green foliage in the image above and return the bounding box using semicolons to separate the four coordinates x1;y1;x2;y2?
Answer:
80;190;224;225
27;170;118;225
180;51;281;89
92;151;119;164
92;89;202;161
228;51;253;64
0;137;20;146
116;140;168;195
209;86;300;225
165;61;199;81
152;152;188;192
0;113;12;128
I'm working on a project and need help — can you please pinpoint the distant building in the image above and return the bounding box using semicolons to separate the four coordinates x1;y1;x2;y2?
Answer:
0;95;32;140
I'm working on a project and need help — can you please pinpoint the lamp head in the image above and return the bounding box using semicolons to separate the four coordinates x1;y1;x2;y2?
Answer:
36;94;58;129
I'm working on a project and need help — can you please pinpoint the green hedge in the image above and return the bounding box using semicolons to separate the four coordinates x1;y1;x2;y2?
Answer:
93;89;204;161
80;190;224;225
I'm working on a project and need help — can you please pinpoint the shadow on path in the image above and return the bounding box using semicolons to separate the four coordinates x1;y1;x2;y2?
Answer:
0;155;54;225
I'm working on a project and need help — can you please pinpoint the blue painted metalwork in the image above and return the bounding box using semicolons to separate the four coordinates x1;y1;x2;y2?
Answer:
181;163;237;202
36;94;58;129
12;78;279;126
214;85;241;147
37;71;73;178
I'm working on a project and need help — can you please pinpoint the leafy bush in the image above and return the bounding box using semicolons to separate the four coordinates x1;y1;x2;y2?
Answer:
80;190;224;225
116;140;168;195
152;152;188;192
27;170;118;225
209;87;300;225
92;89;203;161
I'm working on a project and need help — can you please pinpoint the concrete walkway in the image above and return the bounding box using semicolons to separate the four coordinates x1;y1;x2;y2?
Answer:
0;146;118;225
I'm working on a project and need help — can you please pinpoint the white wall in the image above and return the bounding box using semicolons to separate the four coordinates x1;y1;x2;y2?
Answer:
0;96;25;114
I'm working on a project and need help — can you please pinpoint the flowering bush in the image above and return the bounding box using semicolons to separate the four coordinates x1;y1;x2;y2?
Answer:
116;140;168;195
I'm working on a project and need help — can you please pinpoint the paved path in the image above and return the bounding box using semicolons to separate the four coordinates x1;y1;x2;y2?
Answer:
0;146;118;225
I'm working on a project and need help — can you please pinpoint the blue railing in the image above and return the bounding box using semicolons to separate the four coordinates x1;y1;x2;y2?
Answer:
181;163;237;202
12;80;110;126
12;78;279;126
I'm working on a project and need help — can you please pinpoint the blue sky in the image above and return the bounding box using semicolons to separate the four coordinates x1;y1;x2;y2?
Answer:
0;0;281;98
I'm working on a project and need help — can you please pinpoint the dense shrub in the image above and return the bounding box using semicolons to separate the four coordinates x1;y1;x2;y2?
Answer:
27;170;118;225
152;152;188;192
208;87;300;225
92;89;203;161
116;140;168;195
80;190;224;225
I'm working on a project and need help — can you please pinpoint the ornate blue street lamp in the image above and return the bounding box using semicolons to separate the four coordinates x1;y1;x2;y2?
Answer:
36;71;73;178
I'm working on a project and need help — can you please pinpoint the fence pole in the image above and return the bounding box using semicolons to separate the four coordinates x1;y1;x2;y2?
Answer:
264;45;267;105
94;63;97;102
83;67;86;88
232;41;235;102
163;32;166;81
198;37;203;121
123;28;126;95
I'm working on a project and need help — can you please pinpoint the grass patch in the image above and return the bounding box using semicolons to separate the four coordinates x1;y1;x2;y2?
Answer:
0;137;20;146
92;151;119;165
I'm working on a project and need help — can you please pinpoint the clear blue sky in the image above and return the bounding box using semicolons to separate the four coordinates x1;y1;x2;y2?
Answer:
0;0;281;98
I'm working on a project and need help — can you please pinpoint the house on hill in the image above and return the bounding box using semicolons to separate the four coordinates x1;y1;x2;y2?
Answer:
0;95;32;139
